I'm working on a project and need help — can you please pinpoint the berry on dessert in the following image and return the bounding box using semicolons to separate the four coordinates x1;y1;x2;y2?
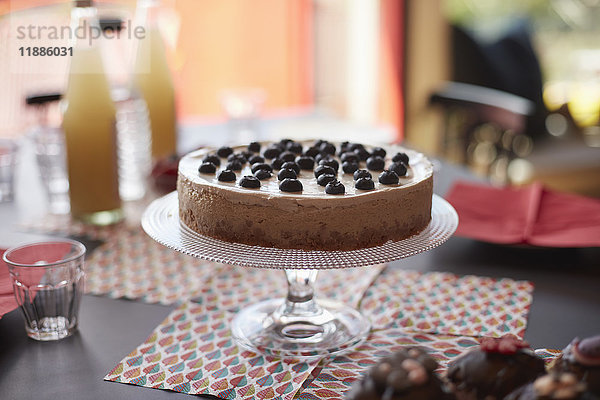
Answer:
239;175;261;188
317;173;336;187
343;161;359;174
279;151;297;163
319;142;336;155
446;334;546;400
217;146;234;158
217;169;236;182
379;170;400;185
393;152;410;164
278;168;297;181
202;154;221;167
325;180;345;195
254;169;272;180
390;162;408;177
279;178;303;192
248;155;265;165
251;163;273;174
247;141;261;153
319;158;340;172
341;152;360;164
296;156;315;170
227;152;247;164
263;145;283;159
355;177;375;190
315;165;337;178
366;156;385;171
354;169;372;181
286;142;304;154
225;160;243;171
198;162;217;174
371;147;387;158
281;161;300;175
346;347;453;400
271;158;284;170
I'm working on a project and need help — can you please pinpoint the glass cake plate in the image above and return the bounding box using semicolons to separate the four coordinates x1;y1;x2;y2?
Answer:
142;191;458;359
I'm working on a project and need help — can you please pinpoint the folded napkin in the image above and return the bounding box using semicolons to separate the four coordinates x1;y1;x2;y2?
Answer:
0;250;19;319
446;181;600;247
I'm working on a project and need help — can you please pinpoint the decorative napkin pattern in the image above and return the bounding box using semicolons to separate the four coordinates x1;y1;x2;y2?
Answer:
105;302;321;400
446;181;600;247
360;268;534;338
296;330;480;400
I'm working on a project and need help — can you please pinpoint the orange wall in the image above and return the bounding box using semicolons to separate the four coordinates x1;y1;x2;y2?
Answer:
172;0;313;117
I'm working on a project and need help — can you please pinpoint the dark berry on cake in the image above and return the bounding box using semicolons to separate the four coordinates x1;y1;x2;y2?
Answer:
319;158;339;172
341;152;360;164
251;163;273;174
271;158;284;170
446;334;545;400
390;162;408;177
279;138;294;148
354;169;372;181
325;180;345;195
349;143;365;152
286;141;303;154
254;169;272;180
225;160;243;171
354;147;371;161
296;156;315;170
346;347;453;400
247;141;261;153
228;152;247;164
343;161;359;174
279;178;303;192
319;142;336;155
504;372;591;400
202;154;221;167
216;146;234;158
366;156;385;171
279;151;297;163
355;177;375;190
371;147;386;158
550;335;600;396
339;141;350;155
263;145;283;159
198;162;217;174
278;168;297;181
317;173;336;187
392;152;410;164
248;155;265;165
314;165;337;178
379;170;400;185
281;161;300;175
217;169;236;182
304;146;320;158
239;175;261;188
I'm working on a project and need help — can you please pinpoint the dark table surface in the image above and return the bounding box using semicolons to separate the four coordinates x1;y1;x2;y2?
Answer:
1;153;599;400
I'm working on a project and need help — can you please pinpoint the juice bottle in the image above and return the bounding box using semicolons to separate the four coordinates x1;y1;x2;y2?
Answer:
62;0;123;225
133;0;177;161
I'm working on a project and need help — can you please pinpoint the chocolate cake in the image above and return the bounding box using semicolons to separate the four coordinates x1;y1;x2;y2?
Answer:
504;372;596;400
549;335;600;396
346;347;454;400
446;335;546;400
177;139;433;250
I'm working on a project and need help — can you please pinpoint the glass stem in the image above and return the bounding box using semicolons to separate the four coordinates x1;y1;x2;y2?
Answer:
280;269;321;318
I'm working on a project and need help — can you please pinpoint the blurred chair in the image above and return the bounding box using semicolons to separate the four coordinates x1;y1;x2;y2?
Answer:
430;81;535;184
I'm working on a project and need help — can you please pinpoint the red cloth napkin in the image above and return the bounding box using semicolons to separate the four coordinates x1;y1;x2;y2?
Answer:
446;181;600;247
0;250;19;319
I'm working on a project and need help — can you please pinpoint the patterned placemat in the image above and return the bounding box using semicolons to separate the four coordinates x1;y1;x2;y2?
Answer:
360;268;534;338
105;302;320;400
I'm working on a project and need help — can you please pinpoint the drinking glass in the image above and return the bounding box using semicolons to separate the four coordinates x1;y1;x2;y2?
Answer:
3;240;86;341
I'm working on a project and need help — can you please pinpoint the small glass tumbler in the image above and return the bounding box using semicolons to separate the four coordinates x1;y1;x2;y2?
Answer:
3;240;86;341
0;138;19;203
220;88;266;143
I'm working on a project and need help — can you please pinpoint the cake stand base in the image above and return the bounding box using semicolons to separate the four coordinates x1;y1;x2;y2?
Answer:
232;269;370;359
232;299;370;359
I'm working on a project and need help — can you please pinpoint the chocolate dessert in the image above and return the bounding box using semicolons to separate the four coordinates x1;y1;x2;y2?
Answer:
550;335;600;396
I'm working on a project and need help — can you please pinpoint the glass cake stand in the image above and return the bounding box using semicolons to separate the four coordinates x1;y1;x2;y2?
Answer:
142;192;458;359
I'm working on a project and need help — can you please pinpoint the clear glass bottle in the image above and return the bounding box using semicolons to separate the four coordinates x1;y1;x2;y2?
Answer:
133;0;177;162
100;18;152;201
62;0;123;225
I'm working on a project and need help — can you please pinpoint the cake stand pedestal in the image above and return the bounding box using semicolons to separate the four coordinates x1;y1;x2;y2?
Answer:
142;192;458;358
